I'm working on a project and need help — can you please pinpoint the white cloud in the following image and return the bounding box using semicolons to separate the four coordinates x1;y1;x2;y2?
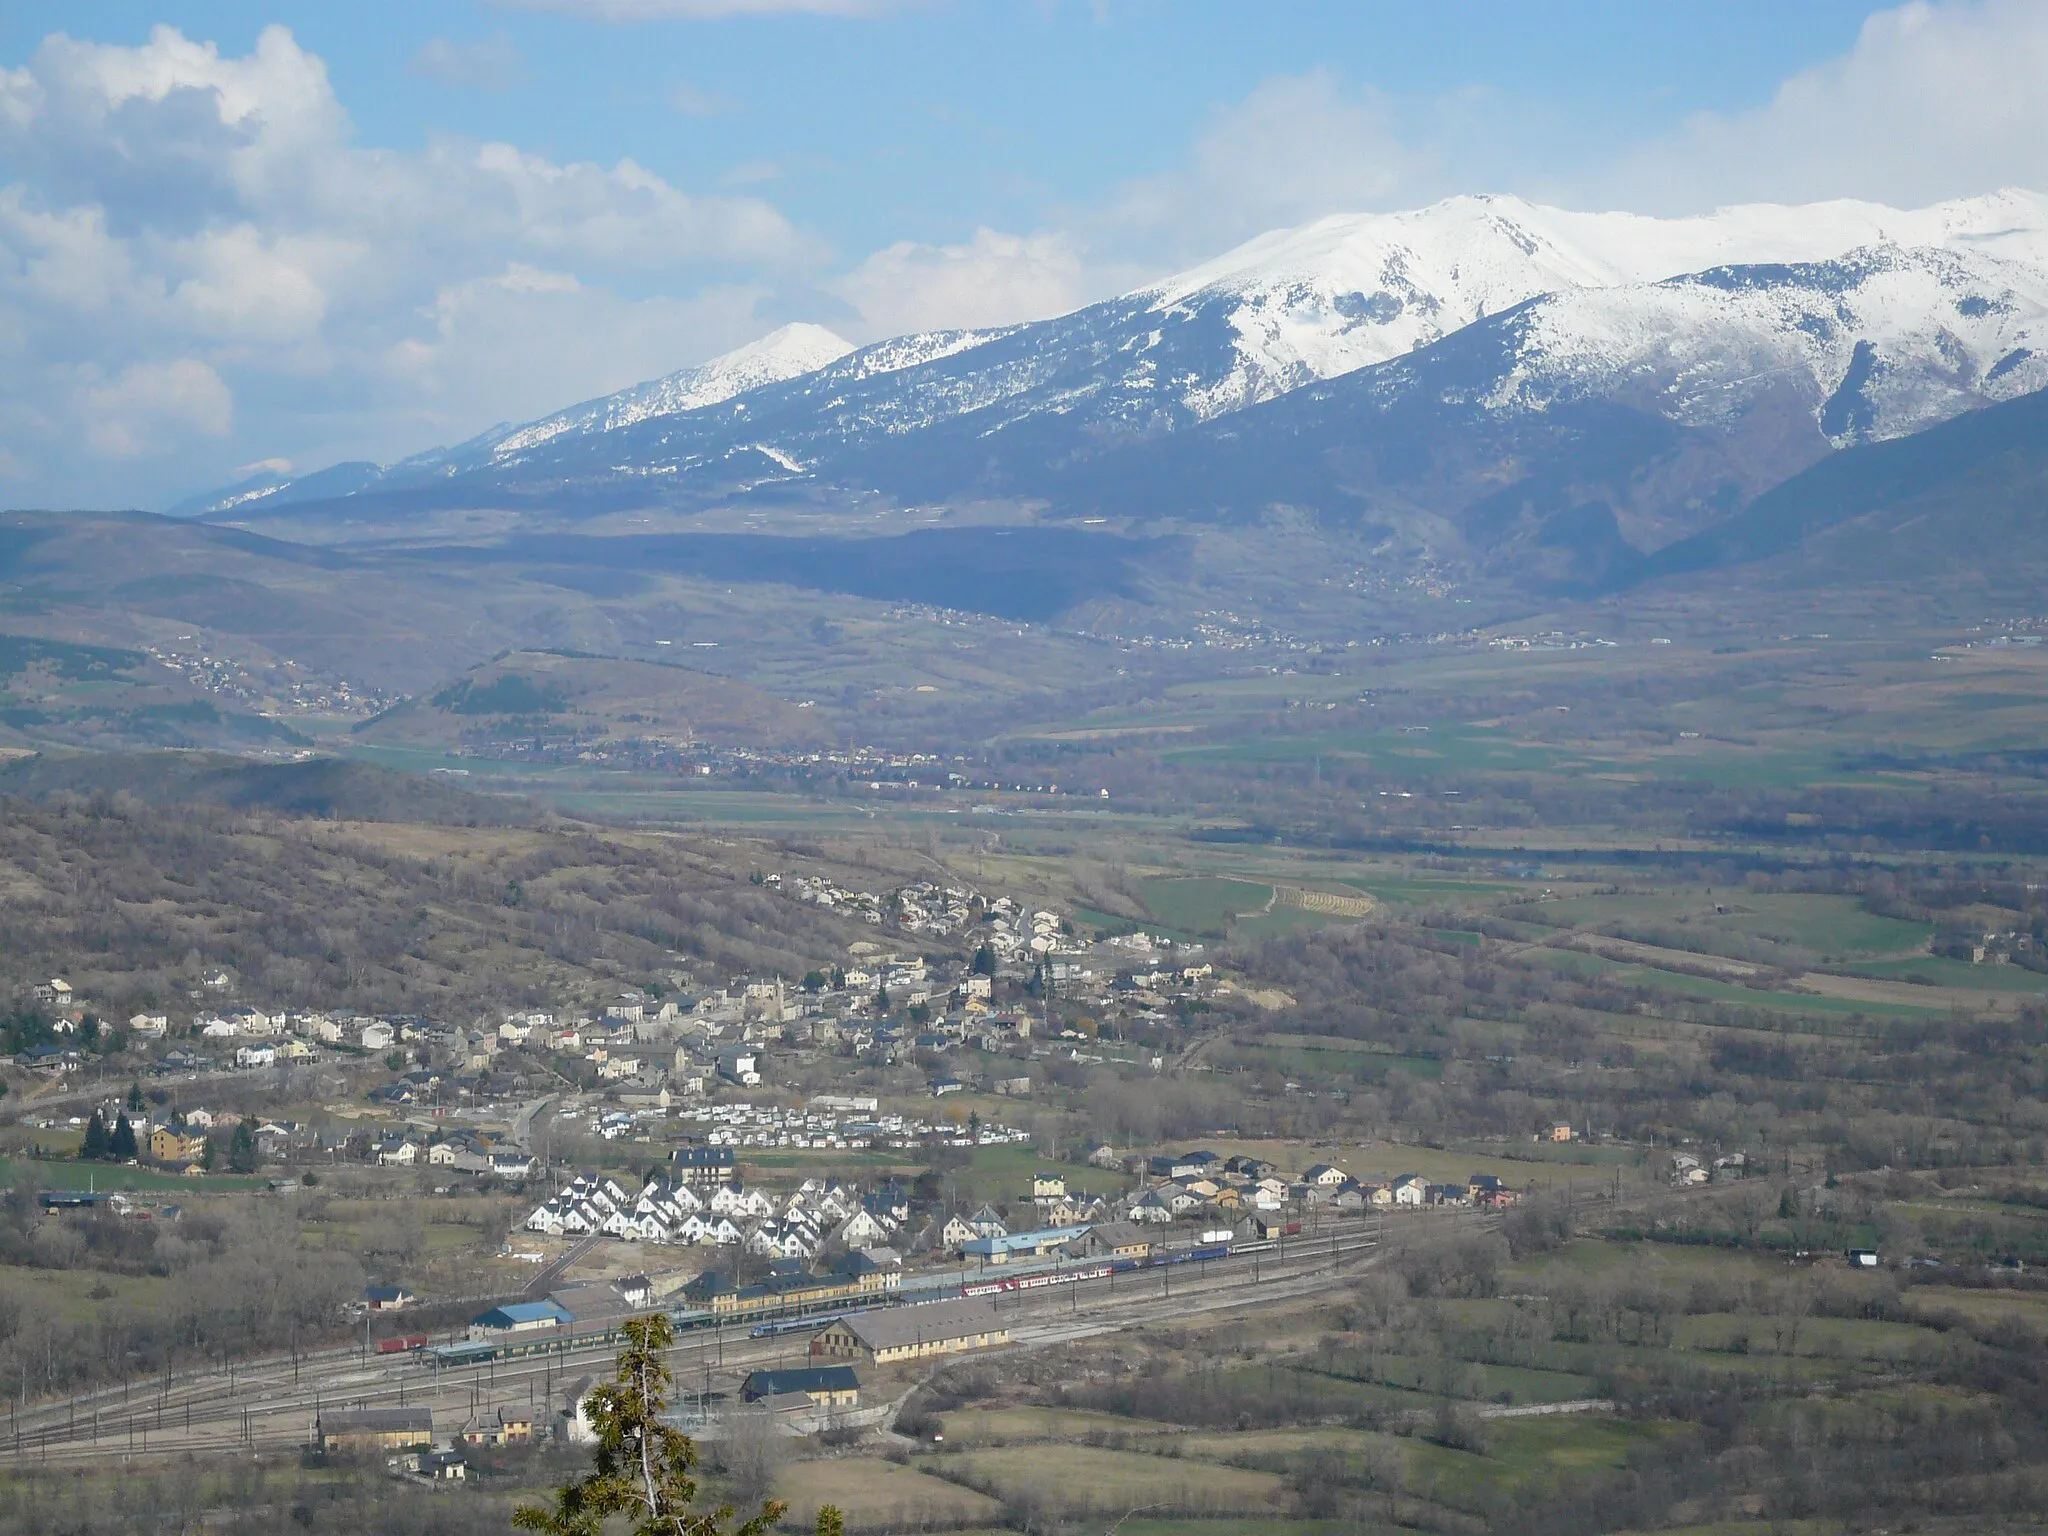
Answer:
828;10;2048;342
10;7;2044;509
824;69;1452;340
86;358;232;457
0;24;814;506
832;227;1103;337
385;267;776;435
1603;0;2048;211
410;33;527;93
1099;69;1430;265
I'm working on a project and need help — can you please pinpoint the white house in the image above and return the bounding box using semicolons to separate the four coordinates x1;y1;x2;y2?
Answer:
1127;1190;1176;1224
832;1210;891;1249
695;1215;743;1246
717;1048;762;1087
360;1021;396;1051
708;1183;774;1219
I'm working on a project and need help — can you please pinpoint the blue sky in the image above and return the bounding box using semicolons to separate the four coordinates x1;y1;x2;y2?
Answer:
2;0;2045;507
0;2;1884;266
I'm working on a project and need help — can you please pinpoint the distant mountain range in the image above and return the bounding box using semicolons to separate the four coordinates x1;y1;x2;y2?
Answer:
184;189;2048;596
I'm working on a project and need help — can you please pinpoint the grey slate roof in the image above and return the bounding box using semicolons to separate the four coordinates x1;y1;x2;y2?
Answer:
839;1297;1000;1352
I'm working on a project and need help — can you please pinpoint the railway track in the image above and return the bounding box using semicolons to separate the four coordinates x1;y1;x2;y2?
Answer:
0;1224;1403;1466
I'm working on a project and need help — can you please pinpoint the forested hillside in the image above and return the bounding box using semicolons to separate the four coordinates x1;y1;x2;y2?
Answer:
0;795;854;1015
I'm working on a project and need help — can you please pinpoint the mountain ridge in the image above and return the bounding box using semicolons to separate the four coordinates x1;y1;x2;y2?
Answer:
182;189;2048;604
185;189;2048;518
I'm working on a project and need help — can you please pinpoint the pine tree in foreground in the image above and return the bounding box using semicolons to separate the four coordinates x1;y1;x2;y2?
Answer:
515;1312;845;1536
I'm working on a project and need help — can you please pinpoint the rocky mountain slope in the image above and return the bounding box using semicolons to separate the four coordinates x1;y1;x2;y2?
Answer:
185;190;2048;598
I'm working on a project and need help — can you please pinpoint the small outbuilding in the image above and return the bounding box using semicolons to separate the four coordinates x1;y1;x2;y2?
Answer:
740;1366;861;1410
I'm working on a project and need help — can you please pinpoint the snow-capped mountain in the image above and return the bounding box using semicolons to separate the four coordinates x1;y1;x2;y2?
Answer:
459;187;2048;485
1148;189;2048;423
1499;245;2047;438
190;188;2048;573
172;323;855;516
483;322;854;462
1023;240;2048;590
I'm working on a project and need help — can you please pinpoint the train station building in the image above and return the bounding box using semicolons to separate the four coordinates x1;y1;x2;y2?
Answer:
808;1297;1006;1365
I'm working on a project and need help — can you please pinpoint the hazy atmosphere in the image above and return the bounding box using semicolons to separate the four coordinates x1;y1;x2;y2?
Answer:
5;1;2048;505
1;6;2047;1536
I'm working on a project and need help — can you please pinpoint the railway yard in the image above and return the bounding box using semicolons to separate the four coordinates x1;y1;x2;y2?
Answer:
0;1224;1408;1466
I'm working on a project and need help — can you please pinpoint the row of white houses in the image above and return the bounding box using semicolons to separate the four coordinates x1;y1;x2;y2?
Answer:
522;1174;882;1256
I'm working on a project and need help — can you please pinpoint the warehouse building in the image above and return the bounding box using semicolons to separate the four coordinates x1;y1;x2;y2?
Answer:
1066;1220;1152;1259
809;1297;1006;1365
317;1407;434;1454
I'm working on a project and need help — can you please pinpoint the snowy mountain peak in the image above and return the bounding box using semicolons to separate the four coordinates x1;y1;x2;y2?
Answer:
487;322;855;461
1148;189;2048;422
182;189;2048;535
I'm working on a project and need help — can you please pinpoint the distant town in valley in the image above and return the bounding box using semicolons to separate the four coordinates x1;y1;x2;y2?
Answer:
3;5;2047;1533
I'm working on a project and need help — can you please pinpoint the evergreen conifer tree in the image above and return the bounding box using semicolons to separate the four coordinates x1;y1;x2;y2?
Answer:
516;1313;842;1536
228;1116;260;1174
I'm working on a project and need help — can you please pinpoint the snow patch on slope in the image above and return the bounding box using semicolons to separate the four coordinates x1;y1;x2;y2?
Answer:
834;327;1020;383
490;323;854;459
1489;243;2048;442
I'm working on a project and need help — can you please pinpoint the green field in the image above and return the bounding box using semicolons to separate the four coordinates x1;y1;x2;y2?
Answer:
936;1406;1183;1444
1137;875;1276;936
931;1442;1290;1516
1232;905;1354;940
1411;1415;1686;1488
1231;1039;1444;1082
1518;944;1944;1017
1160;723;1587;776
1847;955;2048;992
0;1155;266;1192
